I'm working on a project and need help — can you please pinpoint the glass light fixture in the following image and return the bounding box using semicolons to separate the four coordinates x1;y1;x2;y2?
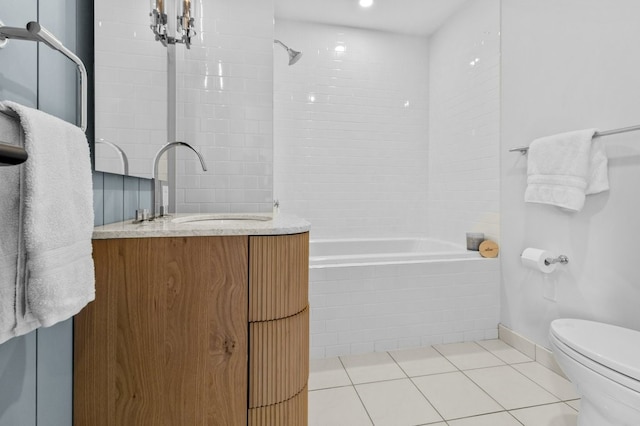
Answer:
359;0;374;8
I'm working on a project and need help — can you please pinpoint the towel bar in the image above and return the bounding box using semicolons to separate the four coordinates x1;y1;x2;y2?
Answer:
0;21;88;132
0;110;27;166
509;124;640;154
0;141;27;166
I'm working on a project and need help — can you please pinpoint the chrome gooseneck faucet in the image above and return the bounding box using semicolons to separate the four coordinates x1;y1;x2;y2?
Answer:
151;141;208;219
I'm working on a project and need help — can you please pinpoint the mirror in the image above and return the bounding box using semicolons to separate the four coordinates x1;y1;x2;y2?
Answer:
94;0;168;178
94;0;275;214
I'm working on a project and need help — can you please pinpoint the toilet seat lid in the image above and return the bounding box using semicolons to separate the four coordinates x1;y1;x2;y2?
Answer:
550;319;640;382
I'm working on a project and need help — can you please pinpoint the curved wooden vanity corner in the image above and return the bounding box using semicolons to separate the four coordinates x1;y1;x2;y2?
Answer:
248;233;309;425
74;222;309;426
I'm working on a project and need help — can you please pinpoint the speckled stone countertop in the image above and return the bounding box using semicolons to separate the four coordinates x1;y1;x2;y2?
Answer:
92;213;310;239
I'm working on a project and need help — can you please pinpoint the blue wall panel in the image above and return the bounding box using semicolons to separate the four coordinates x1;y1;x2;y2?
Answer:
0;1;39;425
0;1;152;424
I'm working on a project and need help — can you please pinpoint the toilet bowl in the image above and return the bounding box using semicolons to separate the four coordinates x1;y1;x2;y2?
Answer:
549;319;640;426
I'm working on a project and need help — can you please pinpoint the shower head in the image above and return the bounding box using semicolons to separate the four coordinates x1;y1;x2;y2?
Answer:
288;48;303;66
274;39;303;66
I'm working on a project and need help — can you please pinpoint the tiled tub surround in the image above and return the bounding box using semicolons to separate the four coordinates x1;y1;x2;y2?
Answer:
274;0;500;242
309;238;500;358
273;20;430;239
308;339;580;426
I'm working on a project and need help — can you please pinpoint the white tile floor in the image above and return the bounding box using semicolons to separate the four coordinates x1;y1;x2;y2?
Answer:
309;340;580;426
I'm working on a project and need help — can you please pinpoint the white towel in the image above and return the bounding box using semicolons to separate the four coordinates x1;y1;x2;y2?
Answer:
0;111;24;344
524;129;609;212
1;101;95;331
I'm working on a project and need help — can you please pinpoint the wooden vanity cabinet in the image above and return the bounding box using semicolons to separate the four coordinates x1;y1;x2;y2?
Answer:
74;232;309;426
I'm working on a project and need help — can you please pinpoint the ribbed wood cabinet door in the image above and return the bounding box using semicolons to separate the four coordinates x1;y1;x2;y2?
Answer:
248;232;309;426
74;236;249;426
249;232;309;321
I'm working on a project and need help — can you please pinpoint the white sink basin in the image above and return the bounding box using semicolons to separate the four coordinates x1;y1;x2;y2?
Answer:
171;214;272;226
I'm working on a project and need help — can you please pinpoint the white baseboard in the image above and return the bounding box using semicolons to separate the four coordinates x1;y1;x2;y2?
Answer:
498;323;567;379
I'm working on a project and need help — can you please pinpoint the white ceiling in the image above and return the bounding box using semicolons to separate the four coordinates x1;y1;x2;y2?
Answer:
275;0;470;37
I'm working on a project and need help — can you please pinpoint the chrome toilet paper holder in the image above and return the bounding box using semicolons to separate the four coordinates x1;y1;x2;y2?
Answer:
545;255;569;266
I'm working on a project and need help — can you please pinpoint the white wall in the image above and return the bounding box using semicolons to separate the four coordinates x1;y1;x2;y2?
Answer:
428;0;501;245
501;0;640;347
274;20;430;239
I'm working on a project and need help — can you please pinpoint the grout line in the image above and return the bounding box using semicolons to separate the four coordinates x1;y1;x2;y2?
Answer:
505;410;526;426
311;342;580;425
432;344;528;418
444;408;506;422
337;356;375;425
336;355;358;386
478;342;576;402
563;399;580;412
457;367;509;413
506;362;567;402
350;385;375;425
308;383;353;392
508;400;579;413
386;351;447;424
429;344;510;422
407;374;449;424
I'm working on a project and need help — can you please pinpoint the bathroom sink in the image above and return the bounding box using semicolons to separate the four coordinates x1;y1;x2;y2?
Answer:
171;214;272;226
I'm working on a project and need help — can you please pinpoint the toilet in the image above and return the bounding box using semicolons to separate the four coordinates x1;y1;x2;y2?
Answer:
549;319;640;426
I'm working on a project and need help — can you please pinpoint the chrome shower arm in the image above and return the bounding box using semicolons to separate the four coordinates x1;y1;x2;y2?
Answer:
274;39;289;50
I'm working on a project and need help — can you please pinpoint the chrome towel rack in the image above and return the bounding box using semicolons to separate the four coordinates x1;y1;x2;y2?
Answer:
0;141;27;166
509;124;640;155
0;21;88;132
0;110;27;166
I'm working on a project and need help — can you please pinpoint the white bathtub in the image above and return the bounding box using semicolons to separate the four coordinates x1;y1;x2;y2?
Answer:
308;238;500;359
310;238;477;266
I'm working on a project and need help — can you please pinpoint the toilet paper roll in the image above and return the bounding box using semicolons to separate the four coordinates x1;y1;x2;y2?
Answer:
521;248;557;273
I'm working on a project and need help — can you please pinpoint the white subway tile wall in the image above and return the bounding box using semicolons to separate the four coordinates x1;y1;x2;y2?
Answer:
427;0;501;243
274;20;430;238
176;0;274;213
274;0;500;241
309;258;500;359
